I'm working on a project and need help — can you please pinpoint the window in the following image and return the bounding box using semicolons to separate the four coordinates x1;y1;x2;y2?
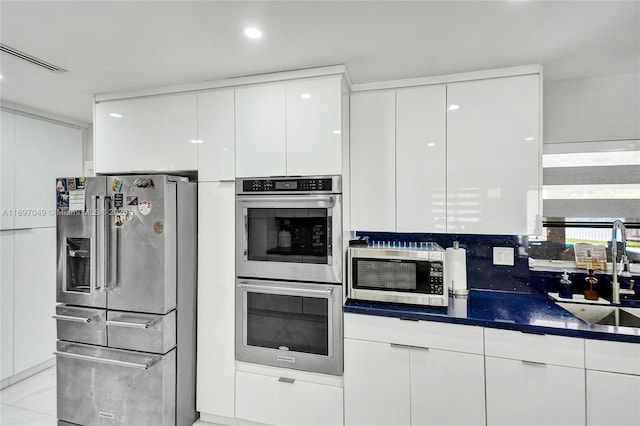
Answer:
529;140;640;265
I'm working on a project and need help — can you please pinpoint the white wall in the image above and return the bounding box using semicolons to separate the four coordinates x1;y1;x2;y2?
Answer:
544;72;640;144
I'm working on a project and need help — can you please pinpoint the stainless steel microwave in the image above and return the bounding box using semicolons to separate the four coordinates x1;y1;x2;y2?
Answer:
348;245;448;306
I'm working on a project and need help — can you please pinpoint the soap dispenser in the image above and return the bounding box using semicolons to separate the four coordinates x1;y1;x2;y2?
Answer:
559;271;573;299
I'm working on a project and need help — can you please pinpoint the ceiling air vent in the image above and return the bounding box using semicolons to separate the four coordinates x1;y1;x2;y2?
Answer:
0;43;67;73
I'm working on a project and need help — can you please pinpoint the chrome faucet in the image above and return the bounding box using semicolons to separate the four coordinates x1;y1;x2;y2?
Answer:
611;220;634;304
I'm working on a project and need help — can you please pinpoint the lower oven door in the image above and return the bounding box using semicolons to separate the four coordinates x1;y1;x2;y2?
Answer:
236;278;343;375
55;341;176;426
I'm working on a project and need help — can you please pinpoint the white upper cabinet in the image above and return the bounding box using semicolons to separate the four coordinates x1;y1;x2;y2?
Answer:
446;74;540;235
235;84;287;178
350;90;396;232
349;69;541;235
1;111;15;230
286;77;343;176
235;76;344;178
197;90;235;182
13;114;83;229
95;93;198;174
396;85;447;233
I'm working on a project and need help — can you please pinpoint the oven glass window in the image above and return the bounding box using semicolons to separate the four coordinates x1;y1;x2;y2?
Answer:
246;292;329;356
247;208;329;264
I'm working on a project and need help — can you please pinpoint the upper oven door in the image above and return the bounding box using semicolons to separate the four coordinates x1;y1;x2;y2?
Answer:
236;194;342;283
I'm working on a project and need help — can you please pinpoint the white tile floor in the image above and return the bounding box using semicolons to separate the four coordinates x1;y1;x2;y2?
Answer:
0;367;57;426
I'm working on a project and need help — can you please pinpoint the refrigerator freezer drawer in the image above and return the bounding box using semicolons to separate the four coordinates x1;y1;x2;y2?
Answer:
55;341;176;426
107;310;176;354
54;305;107;346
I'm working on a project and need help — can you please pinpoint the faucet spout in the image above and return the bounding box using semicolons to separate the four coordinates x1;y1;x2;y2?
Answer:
611;220;631;304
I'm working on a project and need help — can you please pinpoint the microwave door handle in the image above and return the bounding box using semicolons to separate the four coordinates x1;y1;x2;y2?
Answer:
238;282;333;297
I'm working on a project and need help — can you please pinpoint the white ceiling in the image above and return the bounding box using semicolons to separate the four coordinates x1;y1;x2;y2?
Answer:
0;0;638;124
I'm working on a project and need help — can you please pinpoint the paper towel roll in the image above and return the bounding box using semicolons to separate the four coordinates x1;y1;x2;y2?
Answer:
446;244;468;296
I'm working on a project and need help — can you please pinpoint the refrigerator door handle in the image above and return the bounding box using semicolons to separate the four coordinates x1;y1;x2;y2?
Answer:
106;318;159;329
54;350;161;370
52;314;95;324
90;195;101;291
99;196;112;290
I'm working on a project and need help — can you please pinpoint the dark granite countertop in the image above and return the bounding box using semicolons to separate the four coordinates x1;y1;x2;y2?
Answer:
344;290;640;344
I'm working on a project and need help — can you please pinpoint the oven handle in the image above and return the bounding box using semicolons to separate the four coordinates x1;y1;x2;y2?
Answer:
53;350;161;370
238;282;333;297
236;195;335;205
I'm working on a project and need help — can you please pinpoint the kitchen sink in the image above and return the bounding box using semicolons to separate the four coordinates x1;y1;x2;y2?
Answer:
556;302;640;328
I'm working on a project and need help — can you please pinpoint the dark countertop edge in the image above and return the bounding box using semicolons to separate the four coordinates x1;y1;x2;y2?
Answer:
343;301;640;344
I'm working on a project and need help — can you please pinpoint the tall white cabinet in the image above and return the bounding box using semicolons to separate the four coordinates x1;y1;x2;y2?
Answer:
350;68;542;235
0;110;83;385
196;182;236;420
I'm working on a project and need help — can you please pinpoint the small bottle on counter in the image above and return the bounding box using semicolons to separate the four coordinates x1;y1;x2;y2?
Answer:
559;271;573;299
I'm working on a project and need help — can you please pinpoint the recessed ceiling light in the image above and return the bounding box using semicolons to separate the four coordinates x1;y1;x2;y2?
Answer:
300;93;312;100
427;143;436;147
244;27;263;39
448;105;460;111
0;74;4;80
525;137;535;141
333;130;341;135
109;113;122;118
190;139;203;144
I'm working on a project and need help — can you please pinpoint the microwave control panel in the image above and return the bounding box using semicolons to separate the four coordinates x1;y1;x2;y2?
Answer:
240;178;339;193
427;262;444;295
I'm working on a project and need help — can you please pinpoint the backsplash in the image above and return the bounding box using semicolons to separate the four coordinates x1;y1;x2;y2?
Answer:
353;231;640;302
353;232;534;293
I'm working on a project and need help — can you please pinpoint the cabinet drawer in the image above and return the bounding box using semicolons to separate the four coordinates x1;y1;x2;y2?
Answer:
236;370;343;426
55;305;107;346
344;313;483;354
585;339;640;375
107;310;176;354
484;328;584;368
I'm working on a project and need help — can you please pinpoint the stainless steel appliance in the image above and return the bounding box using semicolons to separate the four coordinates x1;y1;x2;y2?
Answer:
235;176;342;283
348;244;448;306
235;278;343;375
53;175;197;426
235;176;343;375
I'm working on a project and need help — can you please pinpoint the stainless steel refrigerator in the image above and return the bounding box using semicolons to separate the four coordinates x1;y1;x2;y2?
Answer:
53;175;197;426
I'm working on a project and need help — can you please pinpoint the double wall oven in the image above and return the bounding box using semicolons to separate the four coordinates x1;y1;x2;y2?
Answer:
235;176;343;375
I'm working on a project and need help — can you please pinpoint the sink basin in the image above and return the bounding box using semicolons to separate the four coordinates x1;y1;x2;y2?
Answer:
556;302;640;328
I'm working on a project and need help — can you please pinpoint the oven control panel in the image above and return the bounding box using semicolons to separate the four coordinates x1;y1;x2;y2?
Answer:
241;178;335;193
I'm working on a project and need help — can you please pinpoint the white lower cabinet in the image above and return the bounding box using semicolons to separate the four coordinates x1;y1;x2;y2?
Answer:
344;339;410;426
585;339;640;426
0;231;14;381
484;328;585;426
410;348;485;426
344;314;485;426
13;228;57;373
586;370;640;426
235;369;343;426
485;356;585;426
